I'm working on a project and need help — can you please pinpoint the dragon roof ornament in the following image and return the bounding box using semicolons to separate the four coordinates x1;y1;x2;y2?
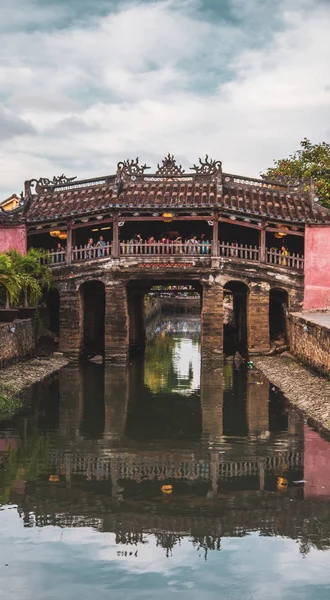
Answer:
28;175;77;194
191;155;222;177
156;153;185;177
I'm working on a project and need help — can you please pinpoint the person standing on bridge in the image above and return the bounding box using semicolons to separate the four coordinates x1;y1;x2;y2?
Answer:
96;235;106;257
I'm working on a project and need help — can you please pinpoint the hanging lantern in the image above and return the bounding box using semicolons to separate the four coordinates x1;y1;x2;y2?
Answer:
162;212;174;223
58;232;67;240
275;225;289;239
277;477;288;491
49;230;61;238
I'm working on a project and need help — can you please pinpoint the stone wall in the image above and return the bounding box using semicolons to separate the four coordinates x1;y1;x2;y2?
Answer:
288;313;330;378
0;319;35;366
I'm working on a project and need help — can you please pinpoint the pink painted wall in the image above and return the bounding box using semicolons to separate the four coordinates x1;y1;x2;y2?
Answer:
304;225;330;310
0;225;27;254
304;425;330;500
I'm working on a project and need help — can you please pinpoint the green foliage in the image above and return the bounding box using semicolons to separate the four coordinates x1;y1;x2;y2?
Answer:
261;138;330;208
0;254;22;308
0;392;22;420
0;249;53;308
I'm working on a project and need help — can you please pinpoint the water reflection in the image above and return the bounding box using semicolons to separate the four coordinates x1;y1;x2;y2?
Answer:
1;315;330;598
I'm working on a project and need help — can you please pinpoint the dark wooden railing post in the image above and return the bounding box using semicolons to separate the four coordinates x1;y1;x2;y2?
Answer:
259;227;266;263
66;223;72;265
112;212;119;258
212;210;219;256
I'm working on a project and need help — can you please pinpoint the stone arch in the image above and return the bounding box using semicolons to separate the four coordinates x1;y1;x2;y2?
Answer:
223;280;249;356
269;287;289;344
79;279;105;355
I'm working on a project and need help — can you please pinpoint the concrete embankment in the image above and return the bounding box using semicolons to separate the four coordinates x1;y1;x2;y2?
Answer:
254;354;330;432
289;312;330;378
0;354;69;417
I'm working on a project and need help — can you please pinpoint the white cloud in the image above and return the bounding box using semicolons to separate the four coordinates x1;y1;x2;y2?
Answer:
0;0;330;197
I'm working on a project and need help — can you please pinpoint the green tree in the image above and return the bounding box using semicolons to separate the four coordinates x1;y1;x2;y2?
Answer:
261;138;330;208
8;248;53;307
0;254;22;308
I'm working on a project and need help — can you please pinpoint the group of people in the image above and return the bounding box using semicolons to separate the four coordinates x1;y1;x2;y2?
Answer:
125;233;211;254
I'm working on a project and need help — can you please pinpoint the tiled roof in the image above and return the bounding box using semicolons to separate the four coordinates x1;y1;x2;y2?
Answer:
22;156;330;225
23;176;330;225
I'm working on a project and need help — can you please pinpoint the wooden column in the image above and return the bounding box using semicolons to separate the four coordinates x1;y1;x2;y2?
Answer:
66;223;72;265
58;287;84;360
201;282;223;368
212;210;219;256
105;281;129;365
259;227;266;263
112;211;119;258
247;283;270;354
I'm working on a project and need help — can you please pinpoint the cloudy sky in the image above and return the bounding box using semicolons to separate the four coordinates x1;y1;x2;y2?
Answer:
1;0;330;198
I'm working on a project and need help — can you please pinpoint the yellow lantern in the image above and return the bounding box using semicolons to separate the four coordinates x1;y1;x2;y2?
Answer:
49;475;60;483
49;230;61;238
162;212;174;223
58;232;67;240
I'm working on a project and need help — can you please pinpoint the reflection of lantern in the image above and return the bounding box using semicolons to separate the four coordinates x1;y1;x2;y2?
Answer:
162;212;174;223
49;230;61;238
58;232;67;240
161;485;173;495
49;475;60;483
277;477;288;491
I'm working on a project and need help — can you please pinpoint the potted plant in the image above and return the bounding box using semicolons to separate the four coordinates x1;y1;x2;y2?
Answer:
0;254;21;322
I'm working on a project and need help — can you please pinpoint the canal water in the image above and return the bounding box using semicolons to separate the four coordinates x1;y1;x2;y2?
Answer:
1;315;330;599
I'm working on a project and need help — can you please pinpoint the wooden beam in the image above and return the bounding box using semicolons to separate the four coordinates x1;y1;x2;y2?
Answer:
265;227;304;237
219;216;261;230
66;222;72;265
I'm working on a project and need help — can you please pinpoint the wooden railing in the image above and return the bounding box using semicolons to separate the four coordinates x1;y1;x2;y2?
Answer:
42;241;304;271
120;241;211;256
219;242;259;262
266;248;304;270
72;243;112;262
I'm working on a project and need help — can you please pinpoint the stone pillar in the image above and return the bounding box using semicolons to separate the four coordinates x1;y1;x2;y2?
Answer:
246;370;269;439
58;287;84;360
200;365;223;441
128;290;146;351
247;282;270;354
201;281;223;368
104;367;129;440
105;281;129;365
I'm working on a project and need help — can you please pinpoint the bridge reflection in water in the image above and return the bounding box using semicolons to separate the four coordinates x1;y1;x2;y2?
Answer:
1;315;330;559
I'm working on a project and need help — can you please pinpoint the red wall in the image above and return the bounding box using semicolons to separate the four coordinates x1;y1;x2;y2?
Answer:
0;225;27;254
304;225;330;310
304;425;330;500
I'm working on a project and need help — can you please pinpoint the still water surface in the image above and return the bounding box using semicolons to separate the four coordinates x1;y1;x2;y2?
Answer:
1;316;330;599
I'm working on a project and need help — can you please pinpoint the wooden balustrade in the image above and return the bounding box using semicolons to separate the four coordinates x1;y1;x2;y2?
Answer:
120;241;211;256
40;240;304;271
72;243;112;262
219;242;259;262
266;248;304;270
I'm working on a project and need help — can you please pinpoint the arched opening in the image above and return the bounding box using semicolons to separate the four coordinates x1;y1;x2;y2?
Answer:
223;281;248;356
81;280;105;356
269;288;289;344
